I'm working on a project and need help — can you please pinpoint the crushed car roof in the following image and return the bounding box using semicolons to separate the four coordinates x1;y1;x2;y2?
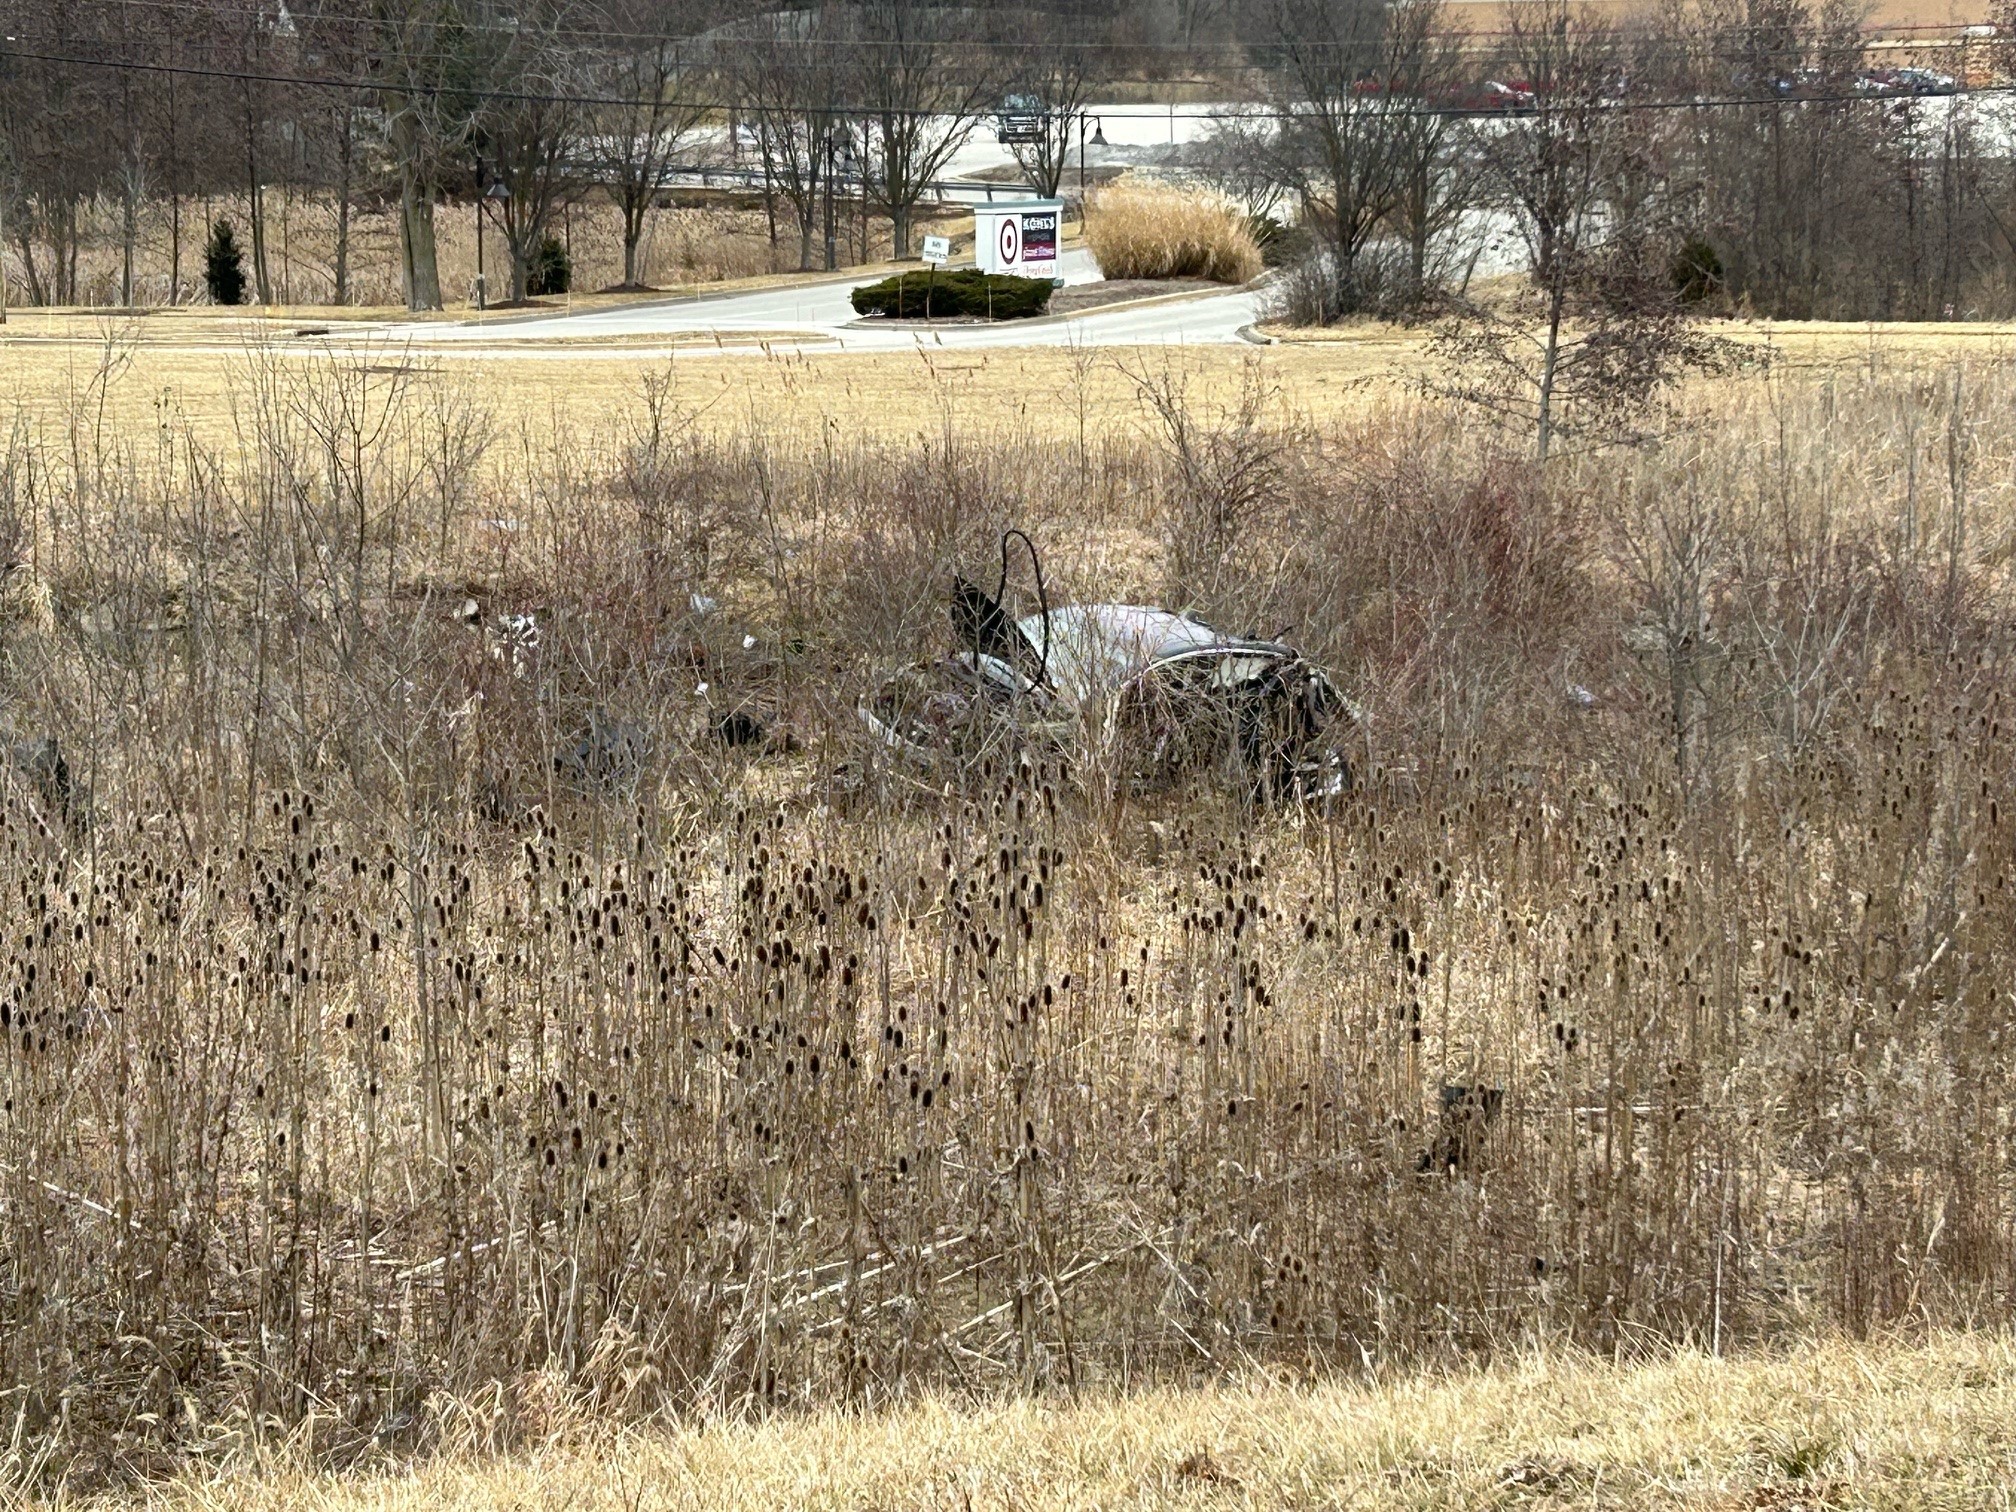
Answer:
1015;604;1297;703
863;546;1360;799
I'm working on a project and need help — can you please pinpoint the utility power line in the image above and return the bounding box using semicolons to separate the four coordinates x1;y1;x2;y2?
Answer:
6;37;2014;120
7;0;2004;51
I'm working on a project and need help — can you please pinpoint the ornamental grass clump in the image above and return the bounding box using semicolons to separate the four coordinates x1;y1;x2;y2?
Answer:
1085;182;1263;283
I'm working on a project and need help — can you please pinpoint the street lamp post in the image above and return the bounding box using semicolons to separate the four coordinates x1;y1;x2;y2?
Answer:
476;178;509;309
1078;115;1106;201
474;157;486;310
823;128;837;273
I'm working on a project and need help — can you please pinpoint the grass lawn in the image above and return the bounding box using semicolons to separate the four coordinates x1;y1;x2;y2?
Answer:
63;1335;2016;1511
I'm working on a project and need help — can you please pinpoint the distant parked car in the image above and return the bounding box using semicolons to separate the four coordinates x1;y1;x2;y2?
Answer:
1893;66;1958;95
1766;66;1826;98
1853;68;1952;97
1481;79;1538;111
995;94;1048;144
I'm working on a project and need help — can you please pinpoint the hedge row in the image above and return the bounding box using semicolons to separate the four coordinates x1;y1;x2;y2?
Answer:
850;269;1053;321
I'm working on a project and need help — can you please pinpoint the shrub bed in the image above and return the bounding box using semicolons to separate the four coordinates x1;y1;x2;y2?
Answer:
850;268;1054;320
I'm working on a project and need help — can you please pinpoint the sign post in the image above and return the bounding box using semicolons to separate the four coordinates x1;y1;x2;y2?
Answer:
972;199;1063;283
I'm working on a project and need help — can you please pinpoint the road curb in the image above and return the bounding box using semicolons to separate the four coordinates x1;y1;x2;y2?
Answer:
846;280;1252;334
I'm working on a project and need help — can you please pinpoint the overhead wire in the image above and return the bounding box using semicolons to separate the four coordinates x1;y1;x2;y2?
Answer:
4;35;2013;120
8;0;1999;50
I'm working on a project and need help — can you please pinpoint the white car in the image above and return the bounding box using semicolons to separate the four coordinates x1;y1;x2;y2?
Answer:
863;570;1359;799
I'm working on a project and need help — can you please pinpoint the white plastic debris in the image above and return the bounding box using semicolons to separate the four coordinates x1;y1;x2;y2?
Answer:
486;612;540;677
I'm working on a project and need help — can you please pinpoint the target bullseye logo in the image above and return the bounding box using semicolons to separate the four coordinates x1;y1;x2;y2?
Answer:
997;216;1021;268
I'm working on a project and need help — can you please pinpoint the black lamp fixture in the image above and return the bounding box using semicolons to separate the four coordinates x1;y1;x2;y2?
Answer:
475;180;510;311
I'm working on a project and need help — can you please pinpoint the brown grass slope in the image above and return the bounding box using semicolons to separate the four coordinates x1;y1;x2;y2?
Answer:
55;1335;2016;1511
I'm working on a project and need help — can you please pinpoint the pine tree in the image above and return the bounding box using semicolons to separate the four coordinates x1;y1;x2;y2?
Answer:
205;220;247;306
528;234;572;297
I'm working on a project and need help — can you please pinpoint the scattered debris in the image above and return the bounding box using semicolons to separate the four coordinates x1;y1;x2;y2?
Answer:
714;709;767;747
865;534;1358;799
555;710;646;788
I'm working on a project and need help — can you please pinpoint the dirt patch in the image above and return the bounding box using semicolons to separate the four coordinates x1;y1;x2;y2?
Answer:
1052;278;1230;315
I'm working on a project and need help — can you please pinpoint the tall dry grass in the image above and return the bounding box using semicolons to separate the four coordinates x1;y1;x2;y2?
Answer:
7;194;839;308
1085;183;1263;284
0;342;2011;1491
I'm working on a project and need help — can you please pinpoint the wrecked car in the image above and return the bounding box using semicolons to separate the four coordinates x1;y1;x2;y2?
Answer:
864;547;1358;799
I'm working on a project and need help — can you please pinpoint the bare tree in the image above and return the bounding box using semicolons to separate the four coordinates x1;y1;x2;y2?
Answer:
1184;109;1290;220
1004;9;1104;199
150;73;181;302
1264;0;1425;316
371;0;489;311
849;0;994;258
296;2;374;304
1387;0;1478;305
477;8;586;304
1169;0;1231;49
733;7;842;272
1431;0;1733;460
0;3;112;304
591;0;707;289
1673;0;1999;322
234;0;280;303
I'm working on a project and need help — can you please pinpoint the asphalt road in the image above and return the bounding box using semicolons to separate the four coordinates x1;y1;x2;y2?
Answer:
380;246;1266;355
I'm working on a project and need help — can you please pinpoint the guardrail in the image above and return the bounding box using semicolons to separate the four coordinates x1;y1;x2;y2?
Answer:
572;160;1039;207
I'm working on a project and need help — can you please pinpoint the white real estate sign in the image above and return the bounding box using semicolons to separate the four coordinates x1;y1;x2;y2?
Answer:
973;200;1063;280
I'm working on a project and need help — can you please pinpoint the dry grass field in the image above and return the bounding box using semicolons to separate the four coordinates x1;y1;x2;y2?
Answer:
2;316;2016;1500
0;314;2009;453
43;1333;2016;1510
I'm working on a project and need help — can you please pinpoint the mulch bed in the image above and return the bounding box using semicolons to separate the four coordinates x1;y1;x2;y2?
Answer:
1048;278;1230;315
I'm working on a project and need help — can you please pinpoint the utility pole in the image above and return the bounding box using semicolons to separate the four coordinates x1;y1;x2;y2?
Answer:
824;127;837;272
